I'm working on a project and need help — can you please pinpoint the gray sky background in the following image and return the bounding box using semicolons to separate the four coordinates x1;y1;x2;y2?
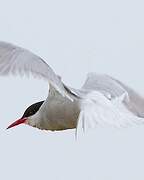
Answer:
0;0;144;179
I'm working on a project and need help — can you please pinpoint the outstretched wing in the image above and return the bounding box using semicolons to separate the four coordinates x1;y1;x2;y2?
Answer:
0;41;72;100
76;73;144;134
76;91;144;134
82;73;144;117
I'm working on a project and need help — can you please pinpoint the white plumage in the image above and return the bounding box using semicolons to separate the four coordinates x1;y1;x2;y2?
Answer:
1;41;144;133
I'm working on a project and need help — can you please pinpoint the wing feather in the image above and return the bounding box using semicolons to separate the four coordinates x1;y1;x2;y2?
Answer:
82;73;144;117
0;41;72;100
77;91;144;133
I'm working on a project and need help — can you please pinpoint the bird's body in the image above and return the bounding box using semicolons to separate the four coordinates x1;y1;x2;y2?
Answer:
0;41;144;133
29;88;80;131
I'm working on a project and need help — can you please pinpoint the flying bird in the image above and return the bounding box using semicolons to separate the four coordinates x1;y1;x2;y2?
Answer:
0;41;144;133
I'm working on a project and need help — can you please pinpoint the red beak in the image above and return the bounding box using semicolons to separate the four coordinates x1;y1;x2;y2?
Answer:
7;117;27;129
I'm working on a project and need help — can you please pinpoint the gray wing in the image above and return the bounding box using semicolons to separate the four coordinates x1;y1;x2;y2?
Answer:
75;73;144;134
76;90;144;135
0;41;72;100
82;72;144;117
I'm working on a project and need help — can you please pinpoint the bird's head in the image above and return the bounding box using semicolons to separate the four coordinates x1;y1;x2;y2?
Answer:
7;101;44;130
